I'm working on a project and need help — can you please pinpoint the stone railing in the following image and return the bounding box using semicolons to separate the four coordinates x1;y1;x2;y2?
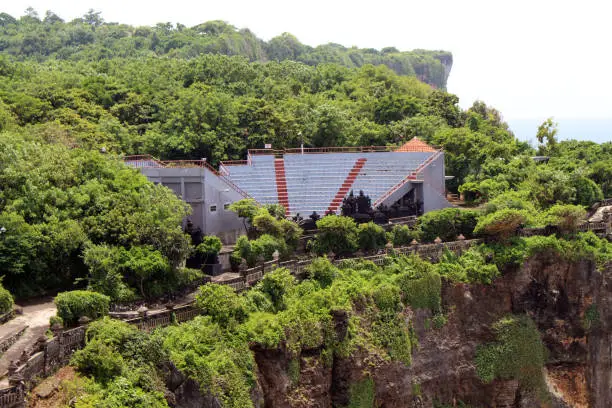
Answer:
0;385;24;408
108;276;211;313
223;238;483;292
520;218;611;237
124;304;199;332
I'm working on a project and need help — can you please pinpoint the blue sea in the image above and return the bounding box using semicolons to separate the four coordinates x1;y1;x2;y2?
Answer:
507;118;612;145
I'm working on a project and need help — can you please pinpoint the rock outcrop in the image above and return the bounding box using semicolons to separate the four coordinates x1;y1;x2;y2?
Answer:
169;255;611;407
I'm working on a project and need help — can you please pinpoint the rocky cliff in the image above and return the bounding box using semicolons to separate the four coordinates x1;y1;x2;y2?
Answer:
165;254;611;407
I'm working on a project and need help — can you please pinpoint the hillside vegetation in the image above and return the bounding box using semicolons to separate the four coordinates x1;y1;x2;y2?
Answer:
1;9;612;408
0;9;451;87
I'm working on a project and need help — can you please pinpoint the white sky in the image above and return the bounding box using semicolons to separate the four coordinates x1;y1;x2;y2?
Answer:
3;0;612;121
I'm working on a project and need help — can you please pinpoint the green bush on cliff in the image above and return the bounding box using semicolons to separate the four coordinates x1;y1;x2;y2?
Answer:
347;376;375;408
395;269;441;313
478;238;528;269
475;315;547;395
195;284;247;326
161;316;256;408
524;232;612;266
71;318;169;406
436;248;499;284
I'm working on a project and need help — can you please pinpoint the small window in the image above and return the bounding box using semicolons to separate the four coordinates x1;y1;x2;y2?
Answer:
224;203;231;211
209;205;217;213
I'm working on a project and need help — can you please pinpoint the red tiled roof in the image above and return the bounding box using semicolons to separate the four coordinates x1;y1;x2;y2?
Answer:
395;137;437;152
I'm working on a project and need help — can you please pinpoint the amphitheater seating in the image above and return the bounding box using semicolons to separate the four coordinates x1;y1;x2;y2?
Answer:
222;155;279;205
223;151;435;216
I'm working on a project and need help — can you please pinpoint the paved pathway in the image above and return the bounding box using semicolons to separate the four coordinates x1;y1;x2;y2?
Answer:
0;297;56;386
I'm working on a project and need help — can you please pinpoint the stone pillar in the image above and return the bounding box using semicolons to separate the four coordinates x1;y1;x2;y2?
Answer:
604;210;611;236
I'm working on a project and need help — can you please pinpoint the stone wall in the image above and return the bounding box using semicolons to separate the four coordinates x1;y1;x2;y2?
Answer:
0;327;26;357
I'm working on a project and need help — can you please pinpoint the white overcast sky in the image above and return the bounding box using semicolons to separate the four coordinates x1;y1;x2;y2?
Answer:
3;0;612;122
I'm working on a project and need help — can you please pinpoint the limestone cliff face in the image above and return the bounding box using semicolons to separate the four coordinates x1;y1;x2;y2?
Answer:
169;255;611;407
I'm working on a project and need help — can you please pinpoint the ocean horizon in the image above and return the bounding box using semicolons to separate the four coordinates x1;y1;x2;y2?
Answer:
507;118;612;145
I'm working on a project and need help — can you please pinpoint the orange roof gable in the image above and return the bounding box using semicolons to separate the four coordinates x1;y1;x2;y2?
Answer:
395;137;437;152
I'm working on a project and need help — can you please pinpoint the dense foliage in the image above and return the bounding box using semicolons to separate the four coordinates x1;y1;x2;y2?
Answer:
71;317;169;407
1;10;611;407
0;11;451;87
64;229;612;405
0;133;191;297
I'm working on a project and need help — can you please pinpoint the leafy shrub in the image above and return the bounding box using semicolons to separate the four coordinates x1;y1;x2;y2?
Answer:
347;377;375;408
571;175;603;206
251;234;288;261
475;315;547;396
234;235;256;267
196;236;222;264
483;190;538;215
252;209;283;237
478;238;528;270
358;222;387;252
229;199;259;226
195;284;247;325
373;283;403;314
436;248;499;284
242;312;285;348
263;204;286;220
72;340;124;384
431;314;448;329
287;358;300;385
474;209;532;240
259;268;296;312
372;313;412;364
387;225;419;247
55;290;110;326
243;290;275;313
278;218;303;249
0;283;14;314
418;208;480;242
311;215;358;255
161;316;256;408
80;376;168;408
524;235;567;258
584;304;600;331
234;234;289;267
83;245;135;301
306;257;338;288
459;179;509;201
49;315;64;328
396;269;441;313
84;244;170;299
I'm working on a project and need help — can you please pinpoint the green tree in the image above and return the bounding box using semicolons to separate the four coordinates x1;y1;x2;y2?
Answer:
536;117;558;155
311;215;359;256
358;222;387;252
195;284;246;325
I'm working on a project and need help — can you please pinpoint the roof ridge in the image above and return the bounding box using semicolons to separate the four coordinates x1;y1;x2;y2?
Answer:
395;137;437;152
